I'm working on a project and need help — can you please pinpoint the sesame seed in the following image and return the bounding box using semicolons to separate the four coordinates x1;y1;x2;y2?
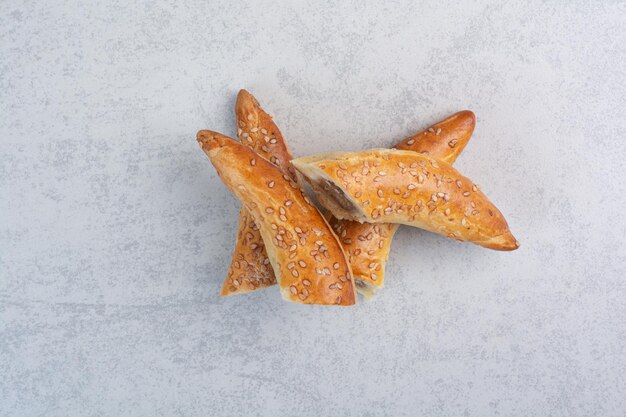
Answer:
408;183;416;190
303;279;311;286
428;127;435;133
260;128;268;135
291;269;299;277
250;159;256;166
371;273;378;281
339;162;348;170
289;244;297;252
444;208;451;216
268;181;275;188
461;218;467;226
472;184;478;192
393;188;401;194
449;139;458;148
290;285;297;295
270;138;277;144
377;189;384;198
431;194;438;202
261;145;269;152
285;200;292;206
369;262;377;269
250;127;259;133
295;226;303;233
242;132;249;138
333;262;339;270
378;171;387;176
373;176;381;182
265;207;274;214
431;160;439;168
280;215;287;221
436;128;442;135
406;138;416;145
329;283;337;289
418;175;425;184
355;191;362;198
299;260;307;268
456;180;462;188
437;192;445;197
250;243;258;250
463;192;471;197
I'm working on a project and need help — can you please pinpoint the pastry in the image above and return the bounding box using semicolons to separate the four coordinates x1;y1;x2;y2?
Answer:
198;131;357;305
292;149;519;251
220;90;296;295
328;111;476;297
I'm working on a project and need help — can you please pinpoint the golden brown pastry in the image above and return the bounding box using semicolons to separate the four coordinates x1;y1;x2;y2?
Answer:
198;130;357;305
221;90;296;295
292;149;519;252
328;111;476;297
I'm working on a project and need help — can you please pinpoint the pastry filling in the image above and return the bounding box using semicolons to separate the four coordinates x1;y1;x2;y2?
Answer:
319;179;355;211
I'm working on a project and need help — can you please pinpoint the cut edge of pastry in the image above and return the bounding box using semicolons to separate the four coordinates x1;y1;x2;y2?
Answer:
291;152;371;223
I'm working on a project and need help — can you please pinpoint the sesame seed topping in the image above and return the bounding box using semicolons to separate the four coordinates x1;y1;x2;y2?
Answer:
333;262;339;270
250;158;256;166
378;171;387;176
449;139;458;148
431;194;438;202
250;127;259;133
291;269;299;277
285;200;292;206
436;127;442;135
377;189;384;198
290;285;297;295
428;127;435;133
265;207;274;214
444;208;451;216
373;176;381;182
437;192;445;197
339;162;348;170
431;160;439;168
456;180;462;188
242;132;249;138
299;260;307;268
303;279;311;286
279;215;287;222
418;175;425;184
371;273;378;281
407;139;416;145
261;128;268;135
408;183;416;190
268;181;275;188
461;218;467;226
250;243;258;250
472;184;478;192
463;191;471;197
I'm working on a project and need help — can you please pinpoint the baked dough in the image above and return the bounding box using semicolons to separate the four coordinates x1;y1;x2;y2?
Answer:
328;111;476;297
220;90;296;295
292;149;519;252
198;131;357;305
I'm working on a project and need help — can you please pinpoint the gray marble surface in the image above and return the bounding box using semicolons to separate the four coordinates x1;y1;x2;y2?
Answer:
1;1;625;416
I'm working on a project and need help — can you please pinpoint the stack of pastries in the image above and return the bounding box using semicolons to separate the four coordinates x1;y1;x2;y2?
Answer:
197;90;519;305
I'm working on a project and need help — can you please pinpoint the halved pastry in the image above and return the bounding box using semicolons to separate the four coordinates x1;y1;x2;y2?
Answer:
198;131;357;305
220;90;296;295
292;149;519;252
328;111;476;297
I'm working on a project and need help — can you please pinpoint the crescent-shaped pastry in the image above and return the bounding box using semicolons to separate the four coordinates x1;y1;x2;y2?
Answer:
292;149;519;252
220;90;296;295
198;131;357;305
328;111;476;297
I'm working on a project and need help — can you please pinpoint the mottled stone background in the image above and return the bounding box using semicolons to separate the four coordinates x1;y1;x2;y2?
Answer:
1;1;625;416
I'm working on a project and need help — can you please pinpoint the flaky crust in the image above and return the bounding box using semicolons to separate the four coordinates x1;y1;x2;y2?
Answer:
221;90;295;295
328;111;476;297
198;131;357;305
292;149;519;251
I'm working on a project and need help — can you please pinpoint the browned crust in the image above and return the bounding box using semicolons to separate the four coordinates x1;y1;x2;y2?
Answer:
328;111;476;296
198;131;357;305
293;148;519;252
221;90;296;296
394;110;475;164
